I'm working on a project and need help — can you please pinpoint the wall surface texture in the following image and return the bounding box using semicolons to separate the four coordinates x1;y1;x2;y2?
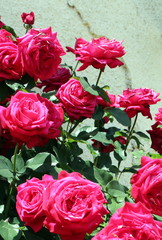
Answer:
0;0;162;144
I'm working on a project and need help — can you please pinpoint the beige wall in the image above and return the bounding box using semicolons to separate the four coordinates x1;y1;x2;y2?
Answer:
1;0;162;134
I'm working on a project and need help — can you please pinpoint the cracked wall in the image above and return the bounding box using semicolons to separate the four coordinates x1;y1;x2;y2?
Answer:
0;0;162;135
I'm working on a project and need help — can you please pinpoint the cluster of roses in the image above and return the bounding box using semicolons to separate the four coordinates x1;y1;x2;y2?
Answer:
16;155;162;240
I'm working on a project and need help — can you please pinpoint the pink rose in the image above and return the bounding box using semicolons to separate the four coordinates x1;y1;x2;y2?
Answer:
0;91;64;148
17;27;65;81
131;156;162;216
92;202;162;240
16;175;54;232
118;88;160;119
56;78;97;121
37;66;71;92
155;107;162;123
66;37;125;71
43;170;109;240
21;11;35;25
0;29;13;43
0;41;23;81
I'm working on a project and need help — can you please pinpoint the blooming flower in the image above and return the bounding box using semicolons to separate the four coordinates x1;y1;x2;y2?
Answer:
131;156;162;216
92;202;162;240
118;88;160;119
0;91;64;148
43;170;109;240
67;37;125;71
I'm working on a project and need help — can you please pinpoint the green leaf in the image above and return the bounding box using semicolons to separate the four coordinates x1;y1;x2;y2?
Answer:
5;80;23;91
0;156;13;180
93;85;110;102
92;105;104;120
11;154;26;175
80;77;98;96
2;25;18;38
26;153;55;171
94;167;113;187
108;197;125;214
0;221;20;240
107;180;128;197
108;108;131;127
92;132;113;144
135;131;149;139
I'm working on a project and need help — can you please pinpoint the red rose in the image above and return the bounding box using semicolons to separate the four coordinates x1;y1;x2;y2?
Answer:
17;27;65;81
148;122;162;154
92;136;126;153
43;170;109;240
21;11;35;25
131;156;162;216
0;41;23;81
56;78;97;121
0;29;13;43
118;88;160;119
16;175;54;232
67;37;125;71
37;66;71;92
92;202;162;240
155;108;162;123
0;91;64;148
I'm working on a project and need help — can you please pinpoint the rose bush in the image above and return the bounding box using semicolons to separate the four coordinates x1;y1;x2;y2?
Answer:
43;170;109;240
131;156;162;216
0;12;161;240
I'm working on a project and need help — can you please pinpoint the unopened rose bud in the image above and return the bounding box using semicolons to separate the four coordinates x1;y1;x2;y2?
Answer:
21;11;35;25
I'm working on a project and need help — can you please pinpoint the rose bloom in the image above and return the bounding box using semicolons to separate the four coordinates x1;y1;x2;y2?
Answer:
21;11;35;25
66;37;125;71
37;66;71;92
43;170;109;240
92;202;162;240
17;27;66;81
16;175;54;232
0;41;23;81
131;156;162;216
0;29;13;43
148;122;162;154
92;136;126;153
118;88;160;119
0;91;64;148
56;78;97;121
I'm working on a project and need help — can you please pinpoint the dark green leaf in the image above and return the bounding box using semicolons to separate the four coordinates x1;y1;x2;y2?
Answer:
94;167;113;187
26;153;55;171
2;25;18;38
0;81;14;102
80;77;98;96
93;85;110;102
92;105;104;120
135;131;149;139
0;156;13;180
108;108;131;127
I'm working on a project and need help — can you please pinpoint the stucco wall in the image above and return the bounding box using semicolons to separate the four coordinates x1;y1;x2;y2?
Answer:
1;0;162;134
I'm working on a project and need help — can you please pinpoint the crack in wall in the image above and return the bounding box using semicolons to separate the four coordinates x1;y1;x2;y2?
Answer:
67;0;133;89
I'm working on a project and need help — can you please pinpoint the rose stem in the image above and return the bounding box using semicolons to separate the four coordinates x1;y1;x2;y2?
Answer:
124;113;138;155
95;68;105;86
4;143;19;219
